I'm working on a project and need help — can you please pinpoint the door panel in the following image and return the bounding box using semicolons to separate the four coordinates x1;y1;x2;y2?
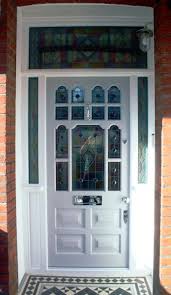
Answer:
47;77;129;268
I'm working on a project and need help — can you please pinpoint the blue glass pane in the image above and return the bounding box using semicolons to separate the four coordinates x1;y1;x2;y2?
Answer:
108;107;120;120
56;126;68;158
108;126;121;158
108;86;120;103
108;162;121;191
56;162;68;190
138;77;148;183
72;125;104;190
28;77;39;184
72;107;84;120
56;86;68;103
92;86;105;103
92;107;105;120
56;107;68;120
72;87;84;103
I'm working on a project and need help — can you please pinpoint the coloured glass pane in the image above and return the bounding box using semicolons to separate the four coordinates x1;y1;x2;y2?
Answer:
72;107;84;120
56;86;68;103
29;27;147;69
92;86;105;103
138;77;148;183
108;162;121;191
56;126;68;158
28;77;39;184
92;107;105;120
108;107;120;120
108;86;120;103
72;87;84;103
56;162;68;190
108;126;121;158
56;107;68;120
72;125;104;190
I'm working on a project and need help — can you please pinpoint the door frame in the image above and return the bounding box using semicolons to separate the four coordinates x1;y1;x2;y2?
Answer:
16;3;155;284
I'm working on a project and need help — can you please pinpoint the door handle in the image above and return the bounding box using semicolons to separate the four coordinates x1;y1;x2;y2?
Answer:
121;196;130;204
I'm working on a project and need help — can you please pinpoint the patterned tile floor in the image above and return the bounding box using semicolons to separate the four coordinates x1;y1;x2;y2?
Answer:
19;276;152;295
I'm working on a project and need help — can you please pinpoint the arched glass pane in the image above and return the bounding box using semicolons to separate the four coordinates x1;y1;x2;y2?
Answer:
56;125;68;158
108;125;121;158
56;86;68;103
108;86;120;103
72;87;84;103
92;86;104;103
72;125;104;190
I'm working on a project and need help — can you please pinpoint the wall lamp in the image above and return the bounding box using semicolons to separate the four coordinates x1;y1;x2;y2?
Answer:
136;25;153;52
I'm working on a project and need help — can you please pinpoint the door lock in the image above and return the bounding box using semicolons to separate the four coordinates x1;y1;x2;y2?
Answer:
121;196;130;204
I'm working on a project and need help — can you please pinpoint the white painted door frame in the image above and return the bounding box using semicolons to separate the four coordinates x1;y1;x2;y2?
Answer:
16;3;155;284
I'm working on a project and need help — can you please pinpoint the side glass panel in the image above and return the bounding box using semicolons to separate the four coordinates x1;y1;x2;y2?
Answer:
108;126;121;158
108;86;120;103
138;77;148;183
92;107;105;120
92;86;105;103
72;87;84;103
56;162;68;190
28;77;39;184
56;126;68;158
56;107;68;120
56;86;68;103
72;106;84;120
108;162;121;191
72;125;104;190
108;107;120;120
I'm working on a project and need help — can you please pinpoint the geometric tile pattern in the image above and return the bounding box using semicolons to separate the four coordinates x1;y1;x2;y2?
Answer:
20;276;152;295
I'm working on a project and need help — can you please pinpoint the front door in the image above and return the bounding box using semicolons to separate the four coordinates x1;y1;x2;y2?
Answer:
47;77;129;268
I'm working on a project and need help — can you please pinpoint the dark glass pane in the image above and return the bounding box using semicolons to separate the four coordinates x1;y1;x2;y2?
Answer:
72;125;104;190
29;27;147;69
56;86;68;103
92;107;105;120
28;77;39;184
108;107;120;120
72;107;84;120
56;126;68;158
56;107;68;120
72;87;84;103
108;162;121;191
108;126;121;158
138;77;148;183
108;86;120;103
56;162;68;190
92;86;105;103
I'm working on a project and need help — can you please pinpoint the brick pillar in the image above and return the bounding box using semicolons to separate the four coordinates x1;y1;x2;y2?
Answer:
154;0;171;294
0;0;17;294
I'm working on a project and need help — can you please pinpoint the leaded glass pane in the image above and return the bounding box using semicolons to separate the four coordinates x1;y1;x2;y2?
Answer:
108;107;120;120
72;87;84;103
72;125;104;190
29;27;147;69
56;162;68;190
72;107;84;120
56;86;68;103
56;126;68;158
92;86;105;103
56;107;68;120
28;77;39;184
108;162;121;191
138;77;148;183
108;86;120;103
92;107;105;120
108;126;121;158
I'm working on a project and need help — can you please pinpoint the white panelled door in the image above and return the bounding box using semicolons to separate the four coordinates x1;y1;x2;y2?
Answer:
47;77;130;268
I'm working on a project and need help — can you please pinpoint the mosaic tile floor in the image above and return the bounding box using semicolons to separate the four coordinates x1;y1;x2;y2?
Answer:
20;276;152;295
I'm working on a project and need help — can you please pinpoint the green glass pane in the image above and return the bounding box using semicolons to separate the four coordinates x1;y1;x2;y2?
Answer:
138;77;148;183
28;77;39;184
108;125;121;158
108;162;121;191
72;125;104;190
56;86;68;103
56;162;68;190
56;126;68;158
56;107;68;120
92;107;105;120
72;107;84;120
92;86;104;103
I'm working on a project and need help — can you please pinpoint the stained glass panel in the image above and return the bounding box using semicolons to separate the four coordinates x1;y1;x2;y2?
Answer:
56;86;68;103
108;86;120;103
108;162;121;191
28;77;39;184
56;126;68;158
72;107;84;120
72;87;84;103
92;107;105;120
56;107;68;120
108;126;121;158
72;125;104;190
56;162;68;190
92;86;105;103
29;27;147;69
138;77;148;183
108;107;120;120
